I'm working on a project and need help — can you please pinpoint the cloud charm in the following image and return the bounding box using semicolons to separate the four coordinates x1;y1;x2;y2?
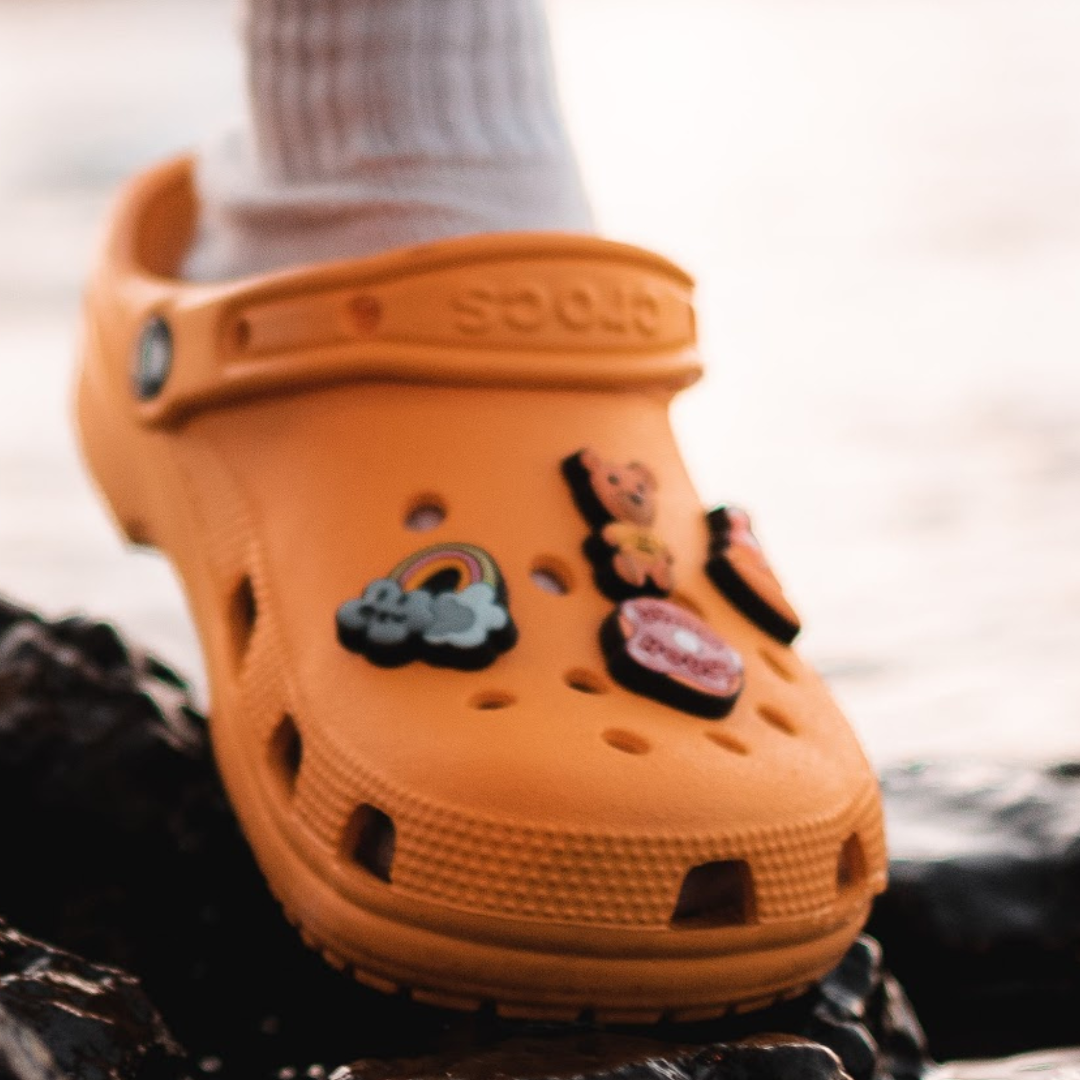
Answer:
425;583;510;650
336;544;517;670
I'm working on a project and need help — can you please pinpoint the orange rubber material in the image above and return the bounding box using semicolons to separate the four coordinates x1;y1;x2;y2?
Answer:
74;157;887;1021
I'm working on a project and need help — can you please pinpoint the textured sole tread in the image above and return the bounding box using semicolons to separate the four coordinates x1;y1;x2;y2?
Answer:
411;988;484;1012
286;907;815;1024
350;965;401;996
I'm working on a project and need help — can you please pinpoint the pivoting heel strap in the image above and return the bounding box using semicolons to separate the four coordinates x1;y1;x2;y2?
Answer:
89;160;702;429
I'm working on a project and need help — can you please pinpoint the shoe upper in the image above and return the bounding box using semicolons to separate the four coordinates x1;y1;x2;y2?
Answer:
77;158;886;941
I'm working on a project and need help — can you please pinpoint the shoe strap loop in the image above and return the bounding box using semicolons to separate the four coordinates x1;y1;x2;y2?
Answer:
91;161;703;429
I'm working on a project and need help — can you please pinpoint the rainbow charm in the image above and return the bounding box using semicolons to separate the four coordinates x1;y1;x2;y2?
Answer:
337;543;517;670
390;543;502;595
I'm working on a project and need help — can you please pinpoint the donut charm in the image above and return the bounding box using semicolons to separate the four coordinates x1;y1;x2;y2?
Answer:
600;597;744;718
705;506;801;644
337;543;517;670
562;449;675;600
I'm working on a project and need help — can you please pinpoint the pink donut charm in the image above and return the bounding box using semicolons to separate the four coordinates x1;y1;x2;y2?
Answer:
601;597;744;718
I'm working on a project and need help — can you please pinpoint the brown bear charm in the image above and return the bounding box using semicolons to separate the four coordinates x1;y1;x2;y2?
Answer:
562;449;675;600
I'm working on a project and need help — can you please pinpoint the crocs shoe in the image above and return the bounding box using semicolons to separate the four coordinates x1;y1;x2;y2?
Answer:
75;157;887;1023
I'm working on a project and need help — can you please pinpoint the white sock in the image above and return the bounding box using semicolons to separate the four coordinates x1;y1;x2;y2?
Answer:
183;0;595;281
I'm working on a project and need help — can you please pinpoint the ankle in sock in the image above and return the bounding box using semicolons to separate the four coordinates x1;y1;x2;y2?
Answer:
183;0;595;281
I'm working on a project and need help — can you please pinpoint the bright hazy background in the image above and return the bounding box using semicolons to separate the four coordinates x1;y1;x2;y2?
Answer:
2;0;1078;765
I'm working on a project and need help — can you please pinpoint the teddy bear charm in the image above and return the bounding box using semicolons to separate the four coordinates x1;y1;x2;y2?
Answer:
562;449;676;600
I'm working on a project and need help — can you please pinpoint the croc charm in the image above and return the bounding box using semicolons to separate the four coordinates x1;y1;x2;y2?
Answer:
337;543;517;670
706;506;801;644
564;449;744;717
562;449;675;600
601;598;744;718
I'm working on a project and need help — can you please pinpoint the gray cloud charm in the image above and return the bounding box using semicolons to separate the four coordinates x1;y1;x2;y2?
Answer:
336;544;517;670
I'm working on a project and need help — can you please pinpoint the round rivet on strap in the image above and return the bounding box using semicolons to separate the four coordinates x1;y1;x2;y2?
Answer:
132;316;173;400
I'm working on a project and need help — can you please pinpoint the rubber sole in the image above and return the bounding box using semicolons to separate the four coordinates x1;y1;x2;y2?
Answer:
237;753;873;1023
283;902;823;1023
272;880;859;1023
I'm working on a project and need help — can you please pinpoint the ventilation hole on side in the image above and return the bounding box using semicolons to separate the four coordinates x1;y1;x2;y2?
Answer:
404;496;446;532
759;647;796;682
123;518;153;546
672;860;755;928
351;295;383;335
565;669;608;695
345;804;396;883
837;833;868;892
469;690;516;711
232;317;252;351
706;730;750;755
229;575;257;665
602;729;650;755
758;704;797;735
270;714;303;794
530;558;573;596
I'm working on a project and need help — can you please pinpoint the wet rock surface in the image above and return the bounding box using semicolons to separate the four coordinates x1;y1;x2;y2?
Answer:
0;920;182;1080
870;760;1080;1060
0;597;933;1079
340;1034;850;1080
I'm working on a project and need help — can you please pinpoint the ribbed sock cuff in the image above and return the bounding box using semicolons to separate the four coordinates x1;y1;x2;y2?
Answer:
184;0;594;280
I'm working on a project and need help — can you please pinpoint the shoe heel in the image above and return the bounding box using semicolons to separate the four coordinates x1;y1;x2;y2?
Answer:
74;321;155;548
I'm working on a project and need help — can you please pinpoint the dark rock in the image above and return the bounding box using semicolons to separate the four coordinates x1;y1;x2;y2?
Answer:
339;1034;847;1080
0;597;222;976
0;597;929;1080
797;937;927;1080
653;936;928;1080
0;919;183;1080
0;598;416;1076
869;760;1080;1060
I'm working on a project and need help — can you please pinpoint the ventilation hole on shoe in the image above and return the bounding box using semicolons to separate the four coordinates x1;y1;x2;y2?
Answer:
344;804;396;883
404;496;446;532
470;690;516;711
124;519;153;546
759;647;796;682
228;575;257;665
602;729;650;755
668;591;705;617
706;730;750;755
269;714;303;794
672;860;755;928
565;669;608;695
837;833;867;893
351;295;383;335
758;703;797;735
530;558;572;596
232;317;252;351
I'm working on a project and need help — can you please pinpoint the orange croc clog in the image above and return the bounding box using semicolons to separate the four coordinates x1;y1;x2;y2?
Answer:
75;157;886;1023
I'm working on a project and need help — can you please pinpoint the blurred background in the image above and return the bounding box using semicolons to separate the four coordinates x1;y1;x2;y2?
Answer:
1;0;1077;766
